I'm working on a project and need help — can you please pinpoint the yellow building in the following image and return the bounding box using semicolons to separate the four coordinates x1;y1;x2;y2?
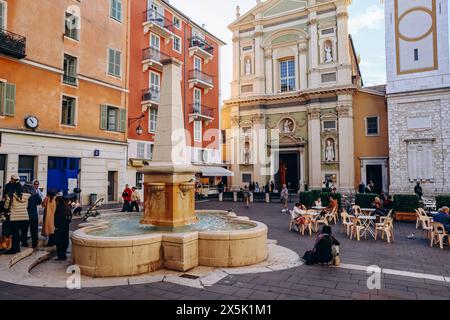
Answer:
0;0;130;204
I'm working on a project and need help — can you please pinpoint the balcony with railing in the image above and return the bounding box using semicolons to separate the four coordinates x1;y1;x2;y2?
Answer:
188;69;214;94
188;104;214;125
142;9;174;41
189;36;214;63
142;47;171;72
0;28;27;59
141;87;160;111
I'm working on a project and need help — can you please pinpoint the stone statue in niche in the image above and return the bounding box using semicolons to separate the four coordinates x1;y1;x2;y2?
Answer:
245;59;252;75
244;142;251;164
325;139;335;162
325;45;333;63
282;119;293;133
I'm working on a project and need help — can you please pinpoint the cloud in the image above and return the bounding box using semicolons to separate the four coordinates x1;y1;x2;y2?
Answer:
349;5;384;34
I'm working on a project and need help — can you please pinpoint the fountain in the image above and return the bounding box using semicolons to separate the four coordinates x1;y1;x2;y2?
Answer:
71;58;268;277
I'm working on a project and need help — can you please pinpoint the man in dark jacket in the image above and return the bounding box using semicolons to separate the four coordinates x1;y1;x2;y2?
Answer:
54;195;74;260
414;182;423;200
25;183;43;248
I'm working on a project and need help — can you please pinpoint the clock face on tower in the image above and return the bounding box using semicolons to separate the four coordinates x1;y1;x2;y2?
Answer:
25;116;39;129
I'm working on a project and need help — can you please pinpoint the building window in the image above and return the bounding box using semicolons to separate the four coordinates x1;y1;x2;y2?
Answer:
194;56;202;71
194;88;201;112
63;54;77;85
173;35;182;53
137;142;145;159
194;120;202;142
149;108;157;133
100;105;126;132
136;172;143;190
61;96;76;126
150;33;160;50
146;144;154;160
221;130;226;144
110;0;122;22
108;48;122;77
366;117;379;136
323;120;337;131
0;1;6;29
280;59;295;92
150;72;160;92
65;11;80;41
414;48;419;61
242;174;252;184
173;16;181;29
0;82;16;117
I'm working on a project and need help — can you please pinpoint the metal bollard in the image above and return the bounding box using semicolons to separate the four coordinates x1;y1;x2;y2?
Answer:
233;192;237;202
219;193;223;202
265;193;270;203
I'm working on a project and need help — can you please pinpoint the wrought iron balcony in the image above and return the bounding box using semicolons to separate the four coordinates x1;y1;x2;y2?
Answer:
141;87;160;111
188;104;214;125
0;28;27;59
142;47;170;72
188;69;214;94
63;75;77;86
143;9;174;41
189;36;214;63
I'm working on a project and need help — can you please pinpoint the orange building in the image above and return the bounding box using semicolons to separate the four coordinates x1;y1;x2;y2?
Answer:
0;0;130;204
126;0;227;191
353;86;389;193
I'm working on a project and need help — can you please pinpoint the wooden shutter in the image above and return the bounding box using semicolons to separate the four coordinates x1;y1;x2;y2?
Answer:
0;82;4;115
118;108;126;133
100;104;108;130
0;2;4;29
70;98;76;125
108;49;114;75
4;83;16;116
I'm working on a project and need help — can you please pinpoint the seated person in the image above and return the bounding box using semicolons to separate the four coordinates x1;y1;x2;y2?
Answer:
302;226;340;265
433;207;450;233
320;197;338;217
372;197;387;217
314;198;322;207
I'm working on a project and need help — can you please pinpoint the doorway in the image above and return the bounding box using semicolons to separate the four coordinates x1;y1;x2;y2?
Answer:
276;153;299;192
108;171;118;202
18;155;36;183
366;165;383;194
47;157;80;195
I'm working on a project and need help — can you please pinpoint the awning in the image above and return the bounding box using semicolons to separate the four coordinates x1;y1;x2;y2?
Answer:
196;166;234;177
129;159;144;168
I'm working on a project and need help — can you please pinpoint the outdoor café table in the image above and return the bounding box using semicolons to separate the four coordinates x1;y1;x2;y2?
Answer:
305;211;320;217
358;215;377;238
311;206;326;211
361;208;376;215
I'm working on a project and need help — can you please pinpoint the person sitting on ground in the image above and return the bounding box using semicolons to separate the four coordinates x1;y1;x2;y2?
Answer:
302;226;340;265
433;207;450;233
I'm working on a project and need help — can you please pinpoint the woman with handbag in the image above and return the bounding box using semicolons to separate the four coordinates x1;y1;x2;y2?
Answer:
4;183;31;254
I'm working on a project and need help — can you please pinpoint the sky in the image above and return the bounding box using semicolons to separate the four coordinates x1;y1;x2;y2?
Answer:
168;0;386;101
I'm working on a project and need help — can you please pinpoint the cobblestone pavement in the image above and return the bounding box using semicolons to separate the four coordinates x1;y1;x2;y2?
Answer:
0;201;449;300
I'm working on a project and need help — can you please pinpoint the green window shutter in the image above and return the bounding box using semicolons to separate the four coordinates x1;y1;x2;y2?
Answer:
100;104;108;130
70;99;76;125
118;109;126;133
4;83;16;116
0;82;4;115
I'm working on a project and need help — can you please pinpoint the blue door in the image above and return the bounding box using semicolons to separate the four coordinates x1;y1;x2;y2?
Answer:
47;157;80;195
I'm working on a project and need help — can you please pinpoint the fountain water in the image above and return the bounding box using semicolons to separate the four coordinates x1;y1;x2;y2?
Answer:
71;58;268;277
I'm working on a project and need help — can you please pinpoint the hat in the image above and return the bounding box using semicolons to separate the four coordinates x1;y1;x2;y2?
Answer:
11;174;19;181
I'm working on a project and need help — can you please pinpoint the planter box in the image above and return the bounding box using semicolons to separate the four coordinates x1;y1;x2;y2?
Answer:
395;211;416;222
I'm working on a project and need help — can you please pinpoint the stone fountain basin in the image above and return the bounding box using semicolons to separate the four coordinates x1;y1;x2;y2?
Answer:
71;210;268;277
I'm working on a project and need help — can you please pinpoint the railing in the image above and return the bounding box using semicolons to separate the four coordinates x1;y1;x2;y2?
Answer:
189;69;214;86
0;28;27;59
142;46;171;63
142;87;160;103
190;104;214;118
189;36;214;55
143;9;175;33
63;75;77;85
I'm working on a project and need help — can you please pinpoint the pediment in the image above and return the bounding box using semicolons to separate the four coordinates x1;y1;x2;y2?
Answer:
263;0;307;17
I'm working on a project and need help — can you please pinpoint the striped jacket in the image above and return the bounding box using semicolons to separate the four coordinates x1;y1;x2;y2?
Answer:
4;193;31;222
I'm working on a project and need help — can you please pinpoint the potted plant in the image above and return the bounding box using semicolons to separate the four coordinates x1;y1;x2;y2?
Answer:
393;194;420;222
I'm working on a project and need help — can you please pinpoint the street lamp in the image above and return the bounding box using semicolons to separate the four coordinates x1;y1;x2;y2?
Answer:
128;114;145;136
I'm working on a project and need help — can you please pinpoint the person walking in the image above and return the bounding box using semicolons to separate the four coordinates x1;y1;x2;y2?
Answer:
255;182;260;193
414;182;423;200
242;185;251;209
121;184;133;212
130;187;141;212
26;183;42;248
42;190;57;247
281;184;289;213
217;180;225;195
270;181;275;193
4;183;30;254
54;195;74;261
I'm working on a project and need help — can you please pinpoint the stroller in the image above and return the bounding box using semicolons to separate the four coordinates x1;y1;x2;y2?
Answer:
82;198;104;222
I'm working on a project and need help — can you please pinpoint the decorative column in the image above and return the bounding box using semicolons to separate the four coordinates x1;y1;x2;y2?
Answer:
308;12;320;88
307;105;322;189
299;147;306;191
230;112;241;188
336;98;355;193
336;0;352;85
252;114;267;184
254;24;265;95
265;48;273;94
298;42;308;91
231;31;241;98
